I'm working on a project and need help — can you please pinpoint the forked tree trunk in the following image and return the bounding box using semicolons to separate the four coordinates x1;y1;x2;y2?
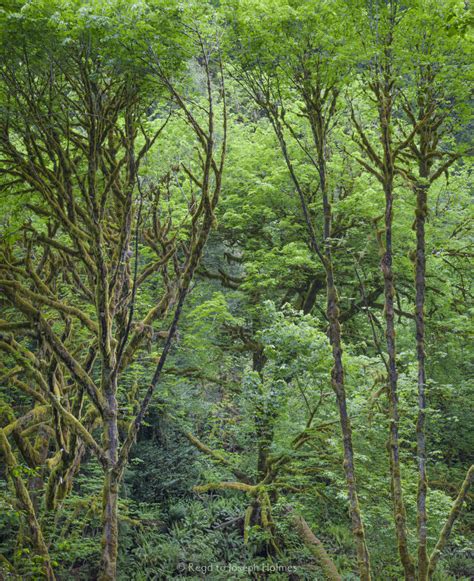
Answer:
268;85;372;578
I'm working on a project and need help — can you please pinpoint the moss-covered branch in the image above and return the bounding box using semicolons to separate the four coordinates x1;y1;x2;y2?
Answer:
184;431;253;485
0;429;55;580
193;481;257;494
428;465;474;578
292;511;341;581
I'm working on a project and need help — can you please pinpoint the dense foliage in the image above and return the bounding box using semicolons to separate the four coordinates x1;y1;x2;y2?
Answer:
0;1;472;579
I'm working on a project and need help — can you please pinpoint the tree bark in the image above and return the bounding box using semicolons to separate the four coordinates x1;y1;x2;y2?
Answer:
415;178;429;581
268;81;372;579
293;513;342;581
100;468;120;580
376;42;415;577
382;176;415;581
428;465;474;579
313;97;371;581
99;367;120;580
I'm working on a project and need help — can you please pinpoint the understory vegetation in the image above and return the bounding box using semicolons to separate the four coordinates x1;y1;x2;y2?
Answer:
0;0;472;579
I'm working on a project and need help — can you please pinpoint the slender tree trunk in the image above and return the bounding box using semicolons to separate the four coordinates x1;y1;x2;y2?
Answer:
238;70;372;578
327;272;371;580
371;54;416;575
326;238;371;580
415;175;429;580
382;175;415;580
100;467;120;580
319;136;371;581
100;371;120;580
349;15;418;573
411;75;457;577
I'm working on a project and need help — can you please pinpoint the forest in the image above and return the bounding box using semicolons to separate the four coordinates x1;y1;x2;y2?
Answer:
0;0;472;579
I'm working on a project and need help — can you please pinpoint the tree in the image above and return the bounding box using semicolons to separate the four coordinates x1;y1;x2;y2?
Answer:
349;0;473;578
399;4;472;578
0;1;226;578
223;1;372;576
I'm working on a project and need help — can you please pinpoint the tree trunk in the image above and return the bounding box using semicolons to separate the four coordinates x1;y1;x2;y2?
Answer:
327;265;371;580
100;468;120;580
415;178;429;580
382;177;416;580
319;133;371;581
99;375;120;581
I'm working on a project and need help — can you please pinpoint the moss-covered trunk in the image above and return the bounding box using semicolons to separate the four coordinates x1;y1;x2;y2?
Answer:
380;145;415;581
100;467;120;580
314;104;371;580
99;365;120;579
415;176;428;581
324;208;371;581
